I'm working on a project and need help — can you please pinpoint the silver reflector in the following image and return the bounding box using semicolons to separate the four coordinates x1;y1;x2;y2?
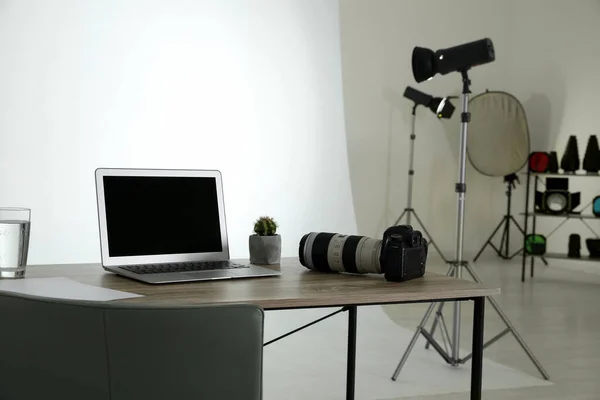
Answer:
467;91;530;177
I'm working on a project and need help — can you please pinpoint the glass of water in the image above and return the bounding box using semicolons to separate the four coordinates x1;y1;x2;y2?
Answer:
0;208;31;279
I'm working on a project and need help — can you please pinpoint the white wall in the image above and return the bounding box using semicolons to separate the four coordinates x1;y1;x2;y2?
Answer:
339;0;600;257
0;0;357;265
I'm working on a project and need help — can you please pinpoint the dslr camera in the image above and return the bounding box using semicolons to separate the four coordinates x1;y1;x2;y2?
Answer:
299;224;427;282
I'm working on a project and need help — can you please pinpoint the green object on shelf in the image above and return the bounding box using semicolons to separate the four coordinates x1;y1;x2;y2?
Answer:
525;234;546;255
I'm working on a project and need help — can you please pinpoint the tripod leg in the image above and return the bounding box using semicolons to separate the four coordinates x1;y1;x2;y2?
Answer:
504;214;511;259
510;216;526;234
473;219;505;262
438;312;453;355
506;216;525;259
393;209;408;226
411;210;448;262
425;302;446;350
499;219;508;258
508;248;523;260
463;263;550;380
424;265;454;350
391;301;438;381
488;295;549;379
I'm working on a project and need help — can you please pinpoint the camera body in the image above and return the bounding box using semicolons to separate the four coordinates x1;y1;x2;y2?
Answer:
380;225;428;282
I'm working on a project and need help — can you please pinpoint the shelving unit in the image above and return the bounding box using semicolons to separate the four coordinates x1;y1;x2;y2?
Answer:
527;253;600;261
527;172;600;178
520;212;598;220
521;171;600;282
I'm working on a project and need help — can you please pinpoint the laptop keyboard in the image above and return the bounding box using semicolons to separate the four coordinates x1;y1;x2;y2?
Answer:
120;261;249;275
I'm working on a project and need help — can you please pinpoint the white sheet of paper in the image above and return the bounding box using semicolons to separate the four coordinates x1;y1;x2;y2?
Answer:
0;277;143;301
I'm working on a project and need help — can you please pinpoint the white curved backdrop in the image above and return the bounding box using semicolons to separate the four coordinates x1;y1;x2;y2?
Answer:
0;0;357;264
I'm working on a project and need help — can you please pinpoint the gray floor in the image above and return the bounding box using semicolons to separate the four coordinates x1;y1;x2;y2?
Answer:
382;254;600;400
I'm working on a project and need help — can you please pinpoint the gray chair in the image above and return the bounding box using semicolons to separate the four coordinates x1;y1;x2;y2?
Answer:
0;291;264;400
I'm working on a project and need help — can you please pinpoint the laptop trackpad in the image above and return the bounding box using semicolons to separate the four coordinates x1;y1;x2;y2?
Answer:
184;271;233;280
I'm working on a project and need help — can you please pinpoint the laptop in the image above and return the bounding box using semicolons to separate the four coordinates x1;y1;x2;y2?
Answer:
95;168;281;284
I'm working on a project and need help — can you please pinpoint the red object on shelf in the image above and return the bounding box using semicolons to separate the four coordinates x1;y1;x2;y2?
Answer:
529;152;550;172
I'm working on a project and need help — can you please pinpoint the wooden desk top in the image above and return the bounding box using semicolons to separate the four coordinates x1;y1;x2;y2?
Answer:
25;258;499;309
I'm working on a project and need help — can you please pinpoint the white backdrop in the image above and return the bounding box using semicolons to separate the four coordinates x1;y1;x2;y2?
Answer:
0;0;357;264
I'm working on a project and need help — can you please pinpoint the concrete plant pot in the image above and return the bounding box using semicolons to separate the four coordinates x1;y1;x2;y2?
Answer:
249;234;281;265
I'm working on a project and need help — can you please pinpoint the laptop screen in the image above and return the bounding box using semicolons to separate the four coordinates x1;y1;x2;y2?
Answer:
102;176;223;257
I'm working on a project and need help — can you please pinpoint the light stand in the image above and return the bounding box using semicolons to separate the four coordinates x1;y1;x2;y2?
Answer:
391;70;550;381
473;174;549;264
473;174;528;261
393;104;449;263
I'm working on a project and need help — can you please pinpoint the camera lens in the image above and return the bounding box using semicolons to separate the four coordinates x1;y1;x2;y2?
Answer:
299;232;383;274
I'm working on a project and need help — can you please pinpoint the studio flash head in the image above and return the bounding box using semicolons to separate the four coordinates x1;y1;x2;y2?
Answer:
403;86;455;119
412;38;496;83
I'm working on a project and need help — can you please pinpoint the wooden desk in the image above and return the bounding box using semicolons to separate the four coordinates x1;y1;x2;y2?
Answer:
26;258;499;400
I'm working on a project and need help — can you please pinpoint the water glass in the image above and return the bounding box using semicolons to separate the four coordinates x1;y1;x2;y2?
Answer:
0;207;31;279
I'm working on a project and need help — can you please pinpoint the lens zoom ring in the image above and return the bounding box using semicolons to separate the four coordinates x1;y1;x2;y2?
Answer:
341;236;362;273
312;233;335;272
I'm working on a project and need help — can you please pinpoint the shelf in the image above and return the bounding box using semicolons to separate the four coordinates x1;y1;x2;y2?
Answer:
527;171;600;178
520;212;600;220
522;161;600;280
526;253;600;262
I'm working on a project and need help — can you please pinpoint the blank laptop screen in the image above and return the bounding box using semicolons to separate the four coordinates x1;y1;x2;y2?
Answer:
102;176;223;257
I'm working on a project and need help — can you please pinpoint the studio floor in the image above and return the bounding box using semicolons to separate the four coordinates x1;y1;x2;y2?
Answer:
263;254;600;400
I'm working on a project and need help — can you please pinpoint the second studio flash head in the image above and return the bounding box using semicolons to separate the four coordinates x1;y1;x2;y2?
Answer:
411;38;496;83
403;86;455;119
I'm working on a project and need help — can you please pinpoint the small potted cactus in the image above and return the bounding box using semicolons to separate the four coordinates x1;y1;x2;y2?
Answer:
249;216;281;265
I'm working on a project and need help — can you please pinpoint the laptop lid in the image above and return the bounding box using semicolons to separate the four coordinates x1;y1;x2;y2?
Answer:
95;168;230;267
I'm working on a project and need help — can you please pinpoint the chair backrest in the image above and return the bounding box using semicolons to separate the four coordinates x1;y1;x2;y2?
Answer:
0;291;264;400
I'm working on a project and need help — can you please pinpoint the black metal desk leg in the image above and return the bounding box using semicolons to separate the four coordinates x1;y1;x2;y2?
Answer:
346;306;358;400
471;297;485;400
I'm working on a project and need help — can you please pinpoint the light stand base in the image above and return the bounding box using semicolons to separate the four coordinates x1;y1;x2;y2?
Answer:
473;215;526;261
394;208;449;263
473;214;549;266
390;260;550;381
473;176;542;262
